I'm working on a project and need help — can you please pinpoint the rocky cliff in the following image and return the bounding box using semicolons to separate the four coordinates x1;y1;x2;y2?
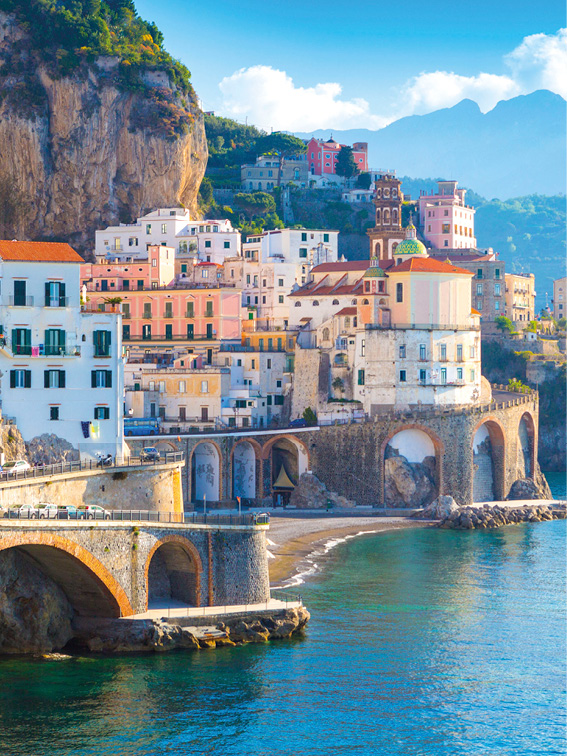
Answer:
0;11;207;255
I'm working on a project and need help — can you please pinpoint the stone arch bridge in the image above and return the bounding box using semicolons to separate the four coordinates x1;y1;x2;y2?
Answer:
0;518;270;618
128;390;541;508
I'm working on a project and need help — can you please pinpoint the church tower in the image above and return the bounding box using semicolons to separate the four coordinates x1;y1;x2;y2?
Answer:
367;173;406;262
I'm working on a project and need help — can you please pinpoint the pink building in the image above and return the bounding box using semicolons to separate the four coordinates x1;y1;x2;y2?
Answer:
418;180;477;250
306;137;368;176
81;248;241;353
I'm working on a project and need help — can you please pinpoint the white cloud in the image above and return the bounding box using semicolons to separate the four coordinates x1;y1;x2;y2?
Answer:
218;65;389;131
217;29;567;130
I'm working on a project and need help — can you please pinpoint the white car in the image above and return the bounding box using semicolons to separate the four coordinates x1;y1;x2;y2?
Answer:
1;460;31;474
86;505;111;520
38;503;59;519
19;503;38;518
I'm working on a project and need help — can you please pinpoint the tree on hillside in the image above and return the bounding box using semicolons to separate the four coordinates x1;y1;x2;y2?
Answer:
495;315;515;334
356;172;372;189
255;132;306;187
234;192;276;219
335;146;358;178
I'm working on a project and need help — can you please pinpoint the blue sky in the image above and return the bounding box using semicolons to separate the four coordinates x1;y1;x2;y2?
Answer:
135;0;566;130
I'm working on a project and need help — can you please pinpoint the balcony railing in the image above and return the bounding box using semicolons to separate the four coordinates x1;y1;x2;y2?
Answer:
163;312;174;318
124;334;218;342
1;338;81;357
142;312;153;319
7;296;34;307
44;298;70;307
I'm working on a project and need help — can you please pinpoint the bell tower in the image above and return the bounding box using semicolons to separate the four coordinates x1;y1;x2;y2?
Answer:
367;173;405;262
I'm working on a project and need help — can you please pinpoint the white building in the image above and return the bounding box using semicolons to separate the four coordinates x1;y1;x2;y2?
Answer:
224;228;339;330
95;208;241;265
0;241;124;460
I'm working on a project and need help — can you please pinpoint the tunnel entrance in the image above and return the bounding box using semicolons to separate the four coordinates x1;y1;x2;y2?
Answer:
147;541;199;608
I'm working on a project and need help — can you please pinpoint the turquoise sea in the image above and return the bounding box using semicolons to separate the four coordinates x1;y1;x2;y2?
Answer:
0;475;565;756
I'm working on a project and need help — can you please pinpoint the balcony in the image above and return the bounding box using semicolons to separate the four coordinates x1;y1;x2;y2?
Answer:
142;312;153;319
163;312;174;318
2;339;81;357
45;298;70;307
7;296;34;307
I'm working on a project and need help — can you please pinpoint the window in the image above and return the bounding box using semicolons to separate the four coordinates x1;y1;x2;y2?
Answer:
224;241;230;249
137;280;144;290
444;209;449;216
277;295;284;304
91;370;112;388
294;301;301;307
267;358;272;369
186;301;194;318
122;325;130;340
440;368;447;384
45;281;66;307
164;302;173;318
246;274;251;285
440;344;447;361
94;406;110;420
278;278;284;287
146;224;151;235
476;284;483;295
361;339;365;357
457;344;463;361
44;329;66;356
10;369;31;388
201;381;208;394
161;223;167;234
470;369;475;382
299;247;308;258
470;346;476;359
143;303;152;319
419;369;426;384
442;223;450;233
301;233;307;241
50;406;60;421
313;300;319;307
495;301;500;311
205;240;211;248
495;268;501;280
93;330;111;357
274;395;284;406
206;323;213;339
129;237;138;247
399;370;407;382
179;381;186;393
205;301;214;317
495;283;501;295
323;233;329;243
477;269;483;279
420;344;426;360
358;369;365;386
399;345;406;359
457;368;463;380
44;370;65;388
476;299;482;310
12;328;32;356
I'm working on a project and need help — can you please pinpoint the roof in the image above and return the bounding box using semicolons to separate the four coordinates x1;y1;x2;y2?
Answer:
429;252;489;263
471;308;481;315
394;238;427;256
392;258;474;275
364;266;386;278
311;261;369;273
0;240;84;263
336;307;357;316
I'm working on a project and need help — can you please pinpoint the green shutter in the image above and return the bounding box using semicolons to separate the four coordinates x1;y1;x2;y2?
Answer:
106;370;112;388
91;371;97;388
59;371;66;389
45;282;51;307
24;370;31;388
10;370;15;389
59;283;66;306
44;371;50;388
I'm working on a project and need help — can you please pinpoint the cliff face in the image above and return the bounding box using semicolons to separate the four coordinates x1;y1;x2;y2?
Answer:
0;12;207;255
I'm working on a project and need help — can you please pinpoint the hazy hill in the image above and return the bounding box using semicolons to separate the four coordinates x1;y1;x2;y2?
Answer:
296;91;566;199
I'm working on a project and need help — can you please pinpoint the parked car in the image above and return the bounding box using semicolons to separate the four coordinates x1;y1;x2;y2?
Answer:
18;503;38;518
1;460;31;474
38;503;58;519
85;505;111;520
140;447;160;462
289;418;308;428
61;505;85;519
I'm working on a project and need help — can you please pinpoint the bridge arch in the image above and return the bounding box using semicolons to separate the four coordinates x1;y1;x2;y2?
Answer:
145;536;203;609
190;440;222;503
0;533;132;617
518;412;536;479
381;425;444;508
230;438;262;501
263;434;310;504
472;417;506;502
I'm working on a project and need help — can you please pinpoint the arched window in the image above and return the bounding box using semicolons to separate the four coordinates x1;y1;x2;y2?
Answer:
294;301;301;307
351;299;357;305
376;188;382;198
376;208;381;224
353;317;357;327
392;209;398;224
392;189;397;198
384;188;390;198
322;327;330;341
362;298;369;305
383;208;390;224
313;300;319;306
332;299;340;305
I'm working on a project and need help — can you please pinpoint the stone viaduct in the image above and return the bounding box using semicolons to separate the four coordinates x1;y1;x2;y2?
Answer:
0;518;270;617
127;388;541;508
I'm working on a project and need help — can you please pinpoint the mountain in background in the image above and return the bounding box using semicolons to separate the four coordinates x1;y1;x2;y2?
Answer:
296;91;566;199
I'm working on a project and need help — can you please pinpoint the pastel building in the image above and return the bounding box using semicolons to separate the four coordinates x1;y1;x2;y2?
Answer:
241;154;308;191
419;181;477;249
0;241;124;459
553;277;566;321
306;137;368;176
504;273;536;324
95;208;241;265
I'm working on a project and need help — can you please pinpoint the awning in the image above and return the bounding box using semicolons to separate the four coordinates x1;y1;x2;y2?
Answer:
273;465;295;490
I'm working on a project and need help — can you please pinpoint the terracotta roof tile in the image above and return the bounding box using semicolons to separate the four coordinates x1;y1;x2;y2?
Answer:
311;260;370;273
336;307;358;316
0;240;83;263
392;257;474;275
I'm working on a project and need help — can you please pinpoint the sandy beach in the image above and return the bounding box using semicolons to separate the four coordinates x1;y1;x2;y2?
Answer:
268;515;431;586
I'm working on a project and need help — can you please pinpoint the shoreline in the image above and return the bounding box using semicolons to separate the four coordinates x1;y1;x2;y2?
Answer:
268;516;431;587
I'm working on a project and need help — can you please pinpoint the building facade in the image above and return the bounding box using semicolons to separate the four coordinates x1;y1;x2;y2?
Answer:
418;181;477;249
241;155;308;190
552;277;566;321
0;241;124;459
367;174;406;261
306;137;368;176
504;273;536;324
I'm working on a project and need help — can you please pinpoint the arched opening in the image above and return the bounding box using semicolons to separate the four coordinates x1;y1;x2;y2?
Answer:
0;536;131;619
232;440;257;501
322;327;330;341
517;413;535;479
269;437;309;507
472;420;506;502
191;442;221;503
146;540;200;608
374;241;381;257
383;428;440;508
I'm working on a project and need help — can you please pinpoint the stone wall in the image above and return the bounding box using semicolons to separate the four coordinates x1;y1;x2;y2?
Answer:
290;348;328;420
0;462;183;514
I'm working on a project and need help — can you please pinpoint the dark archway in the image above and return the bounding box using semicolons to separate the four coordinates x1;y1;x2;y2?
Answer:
518;412;535;479
146;539;201;608
190;441;221;503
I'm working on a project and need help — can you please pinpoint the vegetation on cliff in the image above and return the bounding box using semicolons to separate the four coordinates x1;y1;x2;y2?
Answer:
0;0;194;96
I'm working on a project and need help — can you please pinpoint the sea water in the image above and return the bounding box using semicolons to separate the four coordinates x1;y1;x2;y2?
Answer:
0;484;565;755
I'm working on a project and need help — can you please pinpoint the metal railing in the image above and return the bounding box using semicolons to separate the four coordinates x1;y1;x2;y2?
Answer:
44;298;70;307
0;509;269;526
0;452;184;484
270;588;303;606
0;338;81;357
7;296;34;306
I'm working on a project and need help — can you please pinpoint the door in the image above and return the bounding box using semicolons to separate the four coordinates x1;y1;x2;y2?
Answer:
206;323;213;339
201;407;209;422
142;324;151;340
13;280;26;306
165;324;173;340
187;324;194;340
179;406;186;421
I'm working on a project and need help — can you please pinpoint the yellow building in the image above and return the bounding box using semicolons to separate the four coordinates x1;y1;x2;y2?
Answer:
504;273;536;325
